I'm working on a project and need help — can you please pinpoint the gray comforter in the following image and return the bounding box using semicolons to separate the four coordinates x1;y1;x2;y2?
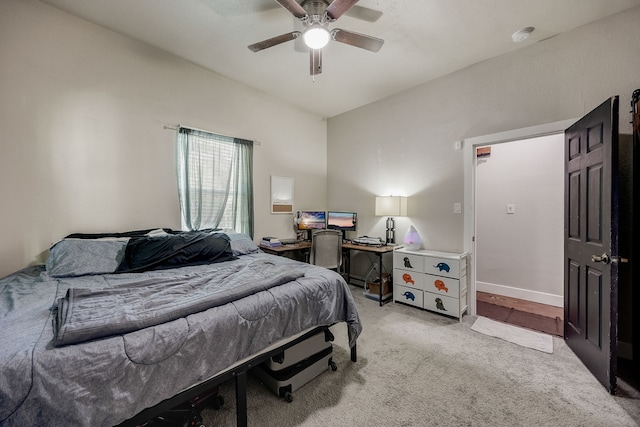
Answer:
0;253;361;426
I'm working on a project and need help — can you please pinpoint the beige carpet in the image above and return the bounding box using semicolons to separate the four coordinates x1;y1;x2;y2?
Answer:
201;285;640;426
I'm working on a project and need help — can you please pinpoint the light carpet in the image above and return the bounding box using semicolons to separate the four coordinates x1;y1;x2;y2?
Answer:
201;285;640;426
471;315;554;353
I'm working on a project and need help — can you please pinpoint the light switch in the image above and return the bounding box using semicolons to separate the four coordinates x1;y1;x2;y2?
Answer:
454;203;462;214
507;203;515;214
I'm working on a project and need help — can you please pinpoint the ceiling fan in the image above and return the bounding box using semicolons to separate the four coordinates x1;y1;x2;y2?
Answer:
247;0;384;76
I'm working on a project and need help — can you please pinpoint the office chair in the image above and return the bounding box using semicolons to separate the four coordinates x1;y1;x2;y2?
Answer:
309;230;343;270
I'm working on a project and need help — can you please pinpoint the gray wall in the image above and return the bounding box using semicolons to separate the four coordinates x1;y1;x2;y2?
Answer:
2;0;639;287
327;6;640;290
0;0;327;277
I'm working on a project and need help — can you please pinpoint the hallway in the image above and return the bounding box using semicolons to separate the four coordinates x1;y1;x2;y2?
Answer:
476;291;563;337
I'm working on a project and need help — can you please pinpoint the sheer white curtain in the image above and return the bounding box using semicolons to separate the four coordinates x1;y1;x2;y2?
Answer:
176;127;254;237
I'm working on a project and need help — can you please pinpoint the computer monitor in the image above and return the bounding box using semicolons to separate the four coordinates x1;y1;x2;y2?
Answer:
297;211;326;230
327;211;357;239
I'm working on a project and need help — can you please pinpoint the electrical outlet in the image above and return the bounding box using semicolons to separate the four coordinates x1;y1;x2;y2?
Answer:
454;203;462;214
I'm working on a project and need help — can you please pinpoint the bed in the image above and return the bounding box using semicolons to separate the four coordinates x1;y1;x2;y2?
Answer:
0;229;361;426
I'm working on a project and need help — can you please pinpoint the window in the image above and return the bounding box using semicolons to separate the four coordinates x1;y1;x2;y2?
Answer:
176;127;254;237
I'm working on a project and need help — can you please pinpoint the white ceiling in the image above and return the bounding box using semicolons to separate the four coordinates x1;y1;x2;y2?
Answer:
40;0;640;118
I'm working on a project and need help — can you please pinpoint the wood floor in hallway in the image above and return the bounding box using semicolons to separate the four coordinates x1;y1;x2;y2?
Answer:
476;291;563;337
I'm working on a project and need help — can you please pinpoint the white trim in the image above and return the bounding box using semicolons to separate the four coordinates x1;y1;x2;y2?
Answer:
476;281;563;307
463;118;578;315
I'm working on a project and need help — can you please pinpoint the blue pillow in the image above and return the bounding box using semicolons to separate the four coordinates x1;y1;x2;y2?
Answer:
46;238;128;277
226;232;260;255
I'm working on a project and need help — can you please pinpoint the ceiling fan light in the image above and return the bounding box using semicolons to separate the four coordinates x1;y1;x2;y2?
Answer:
303;26;330;49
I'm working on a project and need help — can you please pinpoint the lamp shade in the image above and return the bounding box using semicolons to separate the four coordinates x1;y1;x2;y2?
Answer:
375;196;408;217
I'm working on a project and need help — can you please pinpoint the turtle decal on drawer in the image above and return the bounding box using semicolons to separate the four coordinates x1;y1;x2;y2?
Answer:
402;291;415;301
433;279;448;292
435;297;447;311
402;273;415;285
433;262;450;273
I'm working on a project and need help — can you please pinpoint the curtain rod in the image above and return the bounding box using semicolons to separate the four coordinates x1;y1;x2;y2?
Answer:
163;124;261;146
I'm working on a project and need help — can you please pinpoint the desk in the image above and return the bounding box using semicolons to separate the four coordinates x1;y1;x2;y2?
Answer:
260;241;396;307
342;243;396;306
259;241;311;256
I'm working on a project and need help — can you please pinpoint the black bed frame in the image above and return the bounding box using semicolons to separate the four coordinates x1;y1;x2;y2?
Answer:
117;326;357;427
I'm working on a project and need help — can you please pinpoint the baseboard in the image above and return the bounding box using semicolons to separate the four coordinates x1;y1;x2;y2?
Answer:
476;281;563;308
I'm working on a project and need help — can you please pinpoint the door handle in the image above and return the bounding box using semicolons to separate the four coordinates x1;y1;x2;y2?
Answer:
611;256;629;264
591;253;610;264
591;253;629;264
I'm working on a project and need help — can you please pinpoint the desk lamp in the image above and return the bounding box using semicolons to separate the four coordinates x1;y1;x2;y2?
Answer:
375;196;408;244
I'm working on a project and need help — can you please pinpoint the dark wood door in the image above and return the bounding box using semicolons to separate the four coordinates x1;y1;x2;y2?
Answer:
564;97;619;394
632;90;640;385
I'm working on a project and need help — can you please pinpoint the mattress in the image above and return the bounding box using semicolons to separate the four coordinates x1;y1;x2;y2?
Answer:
0;251;361;426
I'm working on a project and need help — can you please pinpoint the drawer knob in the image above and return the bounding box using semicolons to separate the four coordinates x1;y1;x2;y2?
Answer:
433;262;450;273
402;273;415;285
434;279;448;292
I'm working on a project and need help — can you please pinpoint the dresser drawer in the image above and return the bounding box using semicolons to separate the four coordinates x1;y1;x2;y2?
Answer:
393;248;468;320
394;252;425;273
393;269;425;290
394;284;423;308
423;274;459;296
423;256;462;279
423;292;460;318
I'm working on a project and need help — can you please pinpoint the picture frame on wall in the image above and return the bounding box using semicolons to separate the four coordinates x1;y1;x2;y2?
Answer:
271;176;294;214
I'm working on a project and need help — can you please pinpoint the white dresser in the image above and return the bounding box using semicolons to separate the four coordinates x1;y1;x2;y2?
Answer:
393;248;469;320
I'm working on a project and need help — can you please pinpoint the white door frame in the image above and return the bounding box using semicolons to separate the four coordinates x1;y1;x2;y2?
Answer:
462;118;577;315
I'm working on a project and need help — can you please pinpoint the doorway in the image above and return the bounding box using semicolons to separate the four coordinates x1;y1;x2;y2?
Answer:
463;116;637;395
474;134;564;336
462;119;576;315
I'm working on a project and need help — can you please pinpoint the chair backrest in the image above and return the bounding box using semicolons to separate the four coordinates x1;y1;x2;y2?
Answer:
309;230;343;270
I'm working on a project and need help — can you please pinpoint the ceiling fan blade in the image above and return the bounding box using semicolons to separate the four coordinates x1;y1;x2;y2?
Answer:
325;0;359;21
345;5;382;22
310;49;322;75
248;31;302;52
331;28;384;52
275;0;308;19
